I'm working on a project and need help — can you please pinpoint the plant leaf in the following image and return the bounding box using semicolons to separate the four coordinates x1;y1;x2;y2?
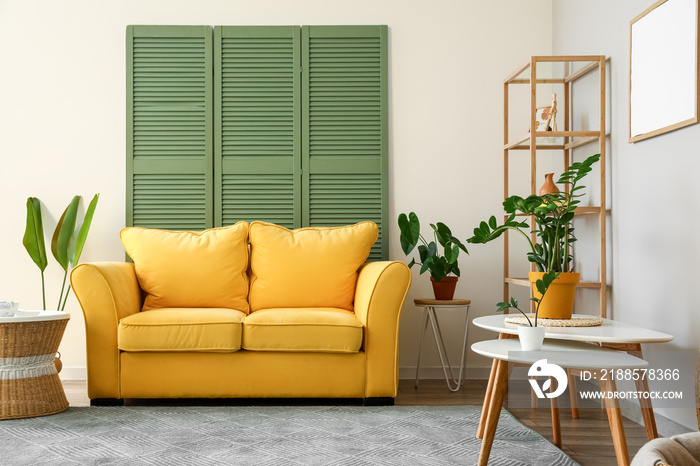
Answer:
69;194;99;267
51;196;80;272
22;197;48;272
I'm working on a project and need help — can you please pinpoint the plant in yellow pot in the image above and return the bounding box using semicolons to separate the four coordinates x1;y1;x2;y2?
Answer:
467;154;600;319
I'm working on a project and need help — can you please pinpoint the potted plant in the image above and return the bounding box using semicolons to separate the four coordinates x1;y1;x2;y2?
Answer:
467;153;600;319
23;195;99;372
497;270;559;350
398;212;468;300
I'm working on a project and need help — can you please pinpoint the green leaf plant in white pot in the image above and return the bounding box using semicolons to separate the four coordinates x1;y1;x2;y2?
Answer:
398;212;468;300
496;270;560;351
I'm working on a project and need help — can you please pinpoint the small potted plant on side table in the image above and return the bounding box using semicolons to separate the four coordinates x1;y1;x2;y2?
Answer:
497;270;559;350
467;154;600;319
398;212;468;300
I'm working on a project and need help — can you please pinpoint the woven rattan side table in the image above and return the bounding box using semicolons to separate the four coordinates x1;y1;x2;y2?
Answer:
0;311;70;419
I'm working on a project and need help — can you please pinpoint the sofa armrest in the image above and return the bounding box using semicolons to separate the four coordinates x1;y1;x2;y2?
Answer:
70;262;142;399
354;261;411;398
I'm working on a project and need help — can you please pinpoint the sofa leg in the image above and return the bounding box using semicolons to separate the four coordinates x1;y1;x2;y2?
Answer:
90;398;124;406
363;397;394;406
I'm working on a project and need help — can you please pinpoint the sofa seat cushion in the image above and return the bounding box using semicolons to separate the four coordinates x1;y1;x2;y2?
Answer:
242;308;363;353
118;309;245;352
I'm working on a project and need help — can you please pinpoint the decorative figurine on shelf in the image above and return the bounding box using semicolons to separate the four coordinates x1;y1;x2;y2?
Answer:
530;93;558;132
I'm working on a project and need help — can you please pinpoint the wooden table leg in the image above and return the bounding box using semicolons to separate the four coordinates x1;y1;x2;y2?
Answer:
600;377;630;466
478;358;509;466
634;375;658;441
477;332;516;439
601;342;658;441
550;376;561;448
476;358;498;439
568;369;579;419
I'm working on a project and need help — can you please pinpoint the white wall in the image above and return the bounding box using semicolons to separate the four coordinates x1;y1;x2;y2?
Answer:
553;0;700;430
0;0;553;380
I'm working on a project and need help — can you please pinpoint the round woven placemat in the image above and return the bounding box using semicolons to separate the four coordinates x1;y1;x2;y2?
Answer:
504;314;603;327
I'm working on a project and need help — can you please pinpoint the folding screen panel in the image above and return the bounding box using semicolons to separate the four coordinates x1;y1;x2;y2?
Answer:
302;26;388;260
126;26;213;230
215;26;301;228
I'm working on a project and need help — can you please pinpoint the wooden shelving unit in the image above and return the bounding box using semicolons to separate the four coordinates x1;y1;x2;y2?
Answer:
503;55;608;317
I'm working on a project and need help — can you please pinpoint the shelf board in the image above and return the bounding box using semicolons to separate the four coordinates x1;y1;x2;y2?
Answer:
512;206;602;217
505;131;603;150
505;277;602;289
504;55;605;84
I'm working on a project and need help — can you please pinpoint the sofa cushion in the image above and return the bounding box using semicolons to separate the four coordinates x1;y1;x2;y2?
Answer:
248;221;378;312
241;308;363;353
118;308;245;352
120;223;250;312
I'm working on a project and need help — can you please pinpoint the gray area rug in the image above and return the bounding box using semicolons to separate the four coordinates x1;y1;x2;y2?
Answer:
1;405;579;465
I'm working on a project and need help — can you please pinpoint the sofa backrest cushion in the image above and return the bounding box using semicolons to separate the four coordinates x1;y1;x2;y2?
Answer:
248;221;378;312
120;223;250;313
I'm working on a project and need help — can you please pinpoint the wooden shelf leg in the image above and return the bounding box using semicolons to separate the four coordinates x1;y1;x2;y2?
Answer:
478;358;509;466
600;377;630;466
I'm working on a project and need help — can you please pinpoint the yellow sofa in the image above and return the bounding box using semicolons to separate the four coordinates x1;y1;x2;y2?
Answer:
70;221;411;405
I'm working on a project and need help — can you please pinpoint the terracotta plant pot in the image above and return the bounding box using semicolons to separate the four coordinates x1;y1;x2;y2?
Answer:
529;272;580;319
430;276;458;300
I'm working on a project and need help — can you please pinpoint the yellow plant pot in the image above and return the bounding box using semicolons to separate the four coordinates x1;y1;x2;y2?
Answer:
528;272;580;319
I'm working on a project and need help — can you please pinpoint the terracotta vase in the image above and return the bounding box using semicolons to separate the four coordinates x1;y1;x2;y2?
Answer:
539;173;559;196
430;276;458;301
528;272;580;319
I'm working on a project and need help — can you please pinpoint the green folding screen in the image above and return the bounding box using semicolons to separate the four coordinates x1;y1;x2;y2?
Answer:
127;25;388;259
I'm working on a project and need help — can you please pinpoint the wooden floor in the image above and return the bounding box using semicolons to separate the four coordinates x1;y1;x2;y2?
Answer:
63;379;648;465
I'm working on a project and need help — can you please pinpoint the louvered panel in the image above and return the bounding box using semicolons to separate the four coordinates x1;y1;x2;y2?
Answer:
127;26;213;230
133;174;207;230
309;174;383;260
221;174;295;228
132;37;208;159
215;26;301;228
303;26;388;260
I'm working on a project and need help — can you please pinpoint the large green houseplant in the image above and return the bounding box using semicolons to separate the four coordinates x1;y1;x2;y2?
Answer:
398;212;468;300
23;195;99;311
467;153;600;319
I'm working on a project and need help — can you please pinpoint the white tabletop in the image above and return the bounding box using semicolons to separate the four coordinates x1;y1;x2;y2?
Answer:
0;310;71;323
471;339;649;370
472;314;673;344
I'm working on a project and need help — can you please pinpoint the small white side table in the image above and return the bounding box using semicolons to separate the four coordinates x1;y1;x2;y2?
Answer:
471;338;648;466
414;298;471;392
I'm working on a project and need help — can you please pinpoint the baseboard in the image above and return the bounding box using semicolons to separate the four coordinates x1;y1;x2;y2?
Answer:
399;365;492;381
59;366;87;381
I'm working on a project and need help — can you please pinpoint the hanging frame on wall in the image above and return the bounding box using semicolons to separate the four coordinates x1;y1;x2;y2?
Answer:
629;0;700;142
